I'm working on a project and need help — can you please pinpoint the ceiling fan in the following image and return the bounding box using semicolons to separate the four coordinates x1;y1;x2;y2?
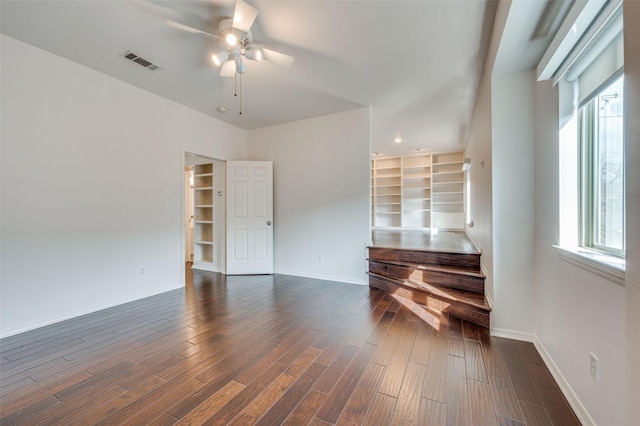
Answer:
164;0;294;77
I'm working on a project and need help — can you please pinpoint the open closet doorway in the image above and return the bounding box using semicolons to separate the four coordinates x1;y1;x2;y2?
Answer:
184;153;226;273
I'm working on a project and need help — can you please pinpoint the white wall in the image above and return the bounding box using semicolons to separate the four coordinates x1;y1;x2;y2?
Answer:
212;159;227;273
532;79;625;426
490;70;536;336
247;109;370;285
0;35;247;337
465;0;510;313
465;69;494;306
624;1;640;423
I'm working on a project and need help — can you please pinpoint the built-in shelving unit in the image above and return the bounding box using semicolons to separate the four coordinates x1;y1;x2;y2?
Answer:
431;152;464;229
192;163;215;271
372;151;464;230
372;157;402;228
401;154;431;228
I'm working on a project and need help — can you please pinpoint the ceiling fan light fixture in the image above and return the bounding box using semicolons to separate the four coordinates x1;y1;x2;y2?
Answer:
211;50;229;66
245;47;263;62
225;32;238;46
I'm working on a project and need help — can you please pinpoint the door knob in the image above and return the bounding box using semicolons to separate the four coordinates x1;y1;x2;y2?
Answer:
267;221;272;225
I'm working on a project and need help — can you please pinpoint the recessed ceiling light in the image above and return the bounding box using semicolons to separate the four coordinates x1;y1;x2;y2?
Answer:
217;107;228;113
394;137;402;143
372;152;382;156
414;148;424;152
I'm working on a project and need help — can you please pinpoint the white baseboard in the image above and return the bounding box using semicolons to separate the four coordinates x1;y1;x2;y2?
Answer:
0;284;183;339
490;327;536;342
533;336;596;426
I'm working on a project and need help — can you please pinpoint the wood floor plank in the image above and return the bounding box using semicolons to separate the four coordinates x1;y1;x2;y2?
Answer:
315;343;378;424
519;400;553;426
447;315;465;357
227;412;258;425
33;386;125;426
201;362;289;426
78;375;167;424
464;339;488;383
336;362;386;426
96;376;207;425
489;375;525;422
313;344;358;394
363;393;396;426
366;310;396;346
243;346;322;418
281;389;327;426
53;362;133;402
390;361;426;425
1;370;92;415
417;398;445;426
422;330;447;403
482;336;509;378
527;362;581;425
498;344;544;406
468;379;498;426
497;415;526;426
445;354;471;425
409;321;432;365
176;380;245;425
254;361;327;426
378;319;417;397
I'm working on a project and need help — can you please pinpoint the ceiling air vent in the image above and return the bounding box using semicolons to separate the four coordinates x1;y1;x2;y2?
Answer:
121;51;161;71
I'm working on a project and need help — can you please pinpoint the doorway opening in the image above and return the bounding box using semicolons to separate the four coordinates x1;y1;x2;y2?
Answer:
184;153;226;274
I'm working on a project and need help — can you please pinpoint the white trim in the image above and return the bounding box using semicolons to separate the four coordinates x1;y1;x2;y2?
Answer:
533;336;596;426
553;245;625;286
490;328;535;342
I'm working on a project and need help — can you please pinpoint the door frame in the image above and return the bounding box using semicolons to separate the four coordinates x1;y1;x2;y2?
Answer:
180;150;226;286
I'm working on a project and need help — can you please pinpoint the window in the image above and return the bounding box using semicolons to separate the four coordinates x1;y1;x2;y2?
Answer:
543;2;625;282
580;76;625;256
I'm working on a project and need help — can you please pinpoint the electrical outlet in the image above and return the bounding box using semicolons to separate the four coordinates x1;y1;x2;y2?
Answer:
318;255;325;263
138;265;146;278
590;352;599;381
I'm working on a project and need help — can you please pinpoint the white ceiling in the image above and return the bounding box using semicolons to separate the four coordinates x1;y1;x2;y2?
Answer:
1;0;498;156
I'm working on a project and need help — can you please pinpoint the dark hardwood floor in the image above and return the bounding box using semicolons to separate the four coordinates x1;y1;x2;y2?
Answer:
0;268;579;425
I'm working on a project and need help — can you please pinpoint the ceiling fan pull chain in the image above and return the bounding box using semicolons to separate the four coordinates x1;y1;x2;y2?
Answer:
239;74;243;115
234;72;237;97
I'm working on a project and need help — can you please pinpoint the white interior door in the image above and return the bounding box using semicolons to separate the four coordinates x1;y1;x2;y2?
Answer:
226;161;273;274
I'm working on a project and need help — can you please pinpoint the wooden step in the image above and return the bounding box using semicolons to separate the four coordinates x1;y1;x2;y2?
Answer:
368;247;481;273
368;259;485;294
368;273;491;329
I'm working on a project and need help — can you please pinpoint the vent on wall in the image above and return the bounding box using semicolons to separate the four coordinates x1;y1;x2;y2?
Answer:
120;51;161;71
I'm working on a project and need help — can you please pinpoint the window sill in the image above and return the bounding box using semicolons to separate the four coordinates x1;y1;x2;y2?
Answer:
553;245;625;286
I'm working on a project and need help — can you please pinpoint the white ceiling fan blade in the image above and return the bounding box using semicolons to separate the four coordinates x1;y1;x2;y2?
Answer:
262;48;295;68
166;20;221;40
232;0;258;33
220;60;236;77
